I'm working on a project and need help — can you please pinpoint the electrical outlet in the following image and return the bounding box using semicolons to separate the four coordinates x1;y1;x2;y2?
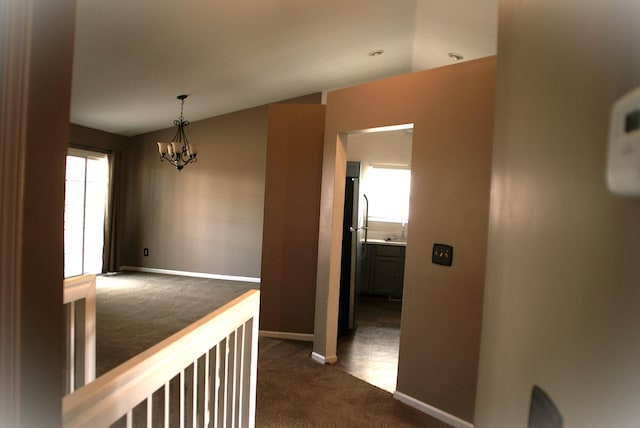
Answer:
143;248;149;256
432;243;453;266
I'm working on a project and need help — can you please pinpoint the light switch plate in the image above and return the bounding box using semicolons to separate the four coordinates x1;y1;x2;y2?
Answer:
432;243;453;266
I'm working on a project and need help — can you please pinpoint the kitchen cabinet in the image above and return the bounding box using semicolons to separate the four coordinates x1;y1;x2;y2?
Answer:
362;243;405;298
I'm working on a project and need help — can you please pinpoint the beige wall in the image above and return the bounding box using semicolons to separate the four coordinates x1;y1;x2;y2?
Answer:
69;94;322;279
71;96;326;337
123;106;269;278
118;93;321;278
69;123;130;152
314;57;496;422
260;104;325;334
474;1;640;427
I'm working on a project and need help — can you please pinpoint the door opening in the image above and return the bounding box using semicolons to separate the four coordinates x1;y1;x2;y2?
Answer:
337;124;413;393
64;149;109;278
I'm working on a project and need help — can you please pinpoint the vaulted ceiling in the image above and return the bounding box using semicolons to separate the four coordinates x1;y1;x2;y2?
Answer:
71;0;498;136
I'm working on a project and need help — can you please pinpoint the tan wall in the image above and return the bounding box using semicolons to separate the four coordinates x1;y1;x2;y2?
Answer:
314;57;496;422
475;1;640;427
260;104;326;334
123;106;269;278
119;93;322;277
69;123;130;152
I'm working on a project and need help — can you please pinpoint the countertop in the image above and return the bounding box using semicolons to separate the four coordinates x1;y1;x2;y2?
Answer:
366;239;407;247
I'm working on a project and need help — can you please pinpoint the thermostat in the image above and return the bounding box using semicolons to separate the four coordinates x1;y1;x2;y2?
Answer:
607;85;640;196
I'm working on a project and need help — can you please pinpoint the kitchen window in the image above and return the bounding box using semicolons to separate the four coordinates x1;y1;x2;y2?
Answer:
365;165;411;223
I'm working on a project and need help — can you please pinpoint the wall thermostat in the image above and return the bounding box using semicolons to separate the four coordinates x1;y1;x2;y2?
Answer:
607;85;640;196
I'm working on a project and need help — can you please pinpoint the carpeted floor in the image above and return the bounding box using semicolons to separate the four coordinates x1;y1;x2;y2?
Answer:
95;271;258;375
95;272;451;427
257;337;451;428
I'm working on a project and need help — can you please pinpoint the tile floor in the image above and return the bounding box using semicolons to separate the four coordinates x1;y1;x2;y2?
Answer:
336;296;402;393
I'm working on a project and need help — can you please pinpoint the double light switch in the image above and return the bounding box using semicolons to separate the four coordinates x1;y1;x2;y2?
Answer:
432;243;453;266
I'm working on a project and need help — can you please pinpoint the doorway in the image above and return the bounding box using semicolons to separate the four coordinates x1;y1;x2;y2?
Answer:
336;125;413;393
64;149;109;278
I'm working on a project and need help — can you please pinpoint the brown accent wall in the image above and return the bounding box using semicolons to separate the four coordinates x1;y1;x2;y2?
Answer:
475;1;640;426
314;57;496;422
0;0;75;425
260;104;325;334
275;93;323;105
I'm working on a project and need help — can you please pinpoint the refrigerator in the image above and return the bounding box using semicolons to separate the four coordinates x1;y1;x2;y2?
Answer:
338;162;368;335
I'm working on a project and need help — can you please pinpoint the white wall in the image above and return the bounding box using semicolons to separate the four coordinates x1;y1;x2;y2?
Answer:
347;129;413;171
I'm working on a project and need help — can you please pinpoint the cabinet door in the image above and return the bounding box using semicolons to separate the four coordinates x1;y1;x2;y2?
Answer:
372;256;404;297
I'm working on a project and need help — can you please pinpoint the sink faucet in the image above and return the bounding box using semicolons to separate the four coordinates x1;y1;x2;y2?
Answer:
401;222;406;240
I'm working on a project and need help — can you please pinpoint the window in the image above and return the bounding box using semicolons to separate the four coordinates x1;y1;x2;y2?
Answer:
64;150;109;278
365;165;411;223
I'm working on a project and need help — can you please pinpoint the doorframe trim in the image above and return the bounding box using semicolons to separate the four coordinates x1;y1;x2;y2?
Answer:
311;351;338;365
0;0;32;424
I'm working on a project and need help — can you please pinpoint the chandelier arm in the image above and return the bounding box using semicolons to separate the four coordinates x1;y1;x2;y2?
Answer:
160;153;178;165
173;122;183;141
180;120;189;143
182;127;189;145
179;149;189;163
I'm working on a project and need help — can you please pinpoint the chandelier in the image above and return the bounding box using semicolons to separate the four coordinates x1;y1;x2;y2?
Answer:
156;94;198;171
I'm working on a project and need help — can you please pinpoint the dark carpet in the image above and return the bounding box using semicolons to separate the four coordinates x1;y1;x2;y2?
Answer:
257;338;451;428
95;271;258;375
95;272;450;427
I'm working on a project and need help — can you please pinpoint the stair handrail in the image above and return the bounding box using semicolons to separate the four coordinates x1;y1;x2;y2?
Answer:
62;289;260;428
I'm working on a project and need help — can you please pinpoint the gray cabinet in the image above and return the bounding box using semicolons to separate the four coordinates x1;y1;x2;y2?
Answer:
362;243;405;298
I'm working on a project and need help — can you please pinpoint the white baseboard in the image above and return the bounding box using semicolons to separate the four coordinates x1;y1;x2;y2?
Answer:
120;266;261;284
393;391;474;428
311;352;337;365
259;330;314;342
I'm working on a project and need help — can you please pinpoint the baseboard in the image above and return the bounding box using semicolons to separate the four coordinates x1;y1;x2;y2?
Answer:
311;352;338;365
393;391;474;428
259;330;314;342
119;266;261;284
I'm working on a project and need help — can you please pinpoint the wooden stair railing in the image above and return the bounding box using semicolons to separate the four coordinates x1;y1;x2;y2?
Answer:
63;274;97;394
62;289;260;428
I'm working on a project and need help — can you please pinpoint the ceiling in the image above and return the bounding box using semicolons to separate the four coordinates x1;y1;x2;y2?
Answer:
71;0;498;137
